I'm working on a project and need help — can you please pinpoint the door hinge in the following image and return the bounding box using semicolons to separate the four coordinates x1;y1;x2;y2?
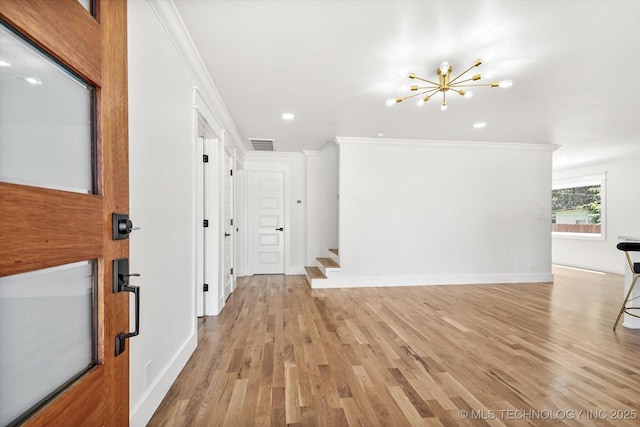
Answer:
203;219;209;227
203;154;209;163
203;283;209;292
230;170;233;176
230;219;233;226
230;268;234;275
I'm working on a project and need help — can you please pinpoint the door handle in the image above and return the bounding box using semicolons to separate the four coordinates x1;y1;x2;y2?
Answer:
113;258;141;356
275;227;284;231
224;232;231;237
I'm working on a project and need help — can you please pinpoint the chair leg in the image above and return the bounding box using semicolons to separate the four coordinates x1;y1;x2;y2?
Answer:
614;276;639;331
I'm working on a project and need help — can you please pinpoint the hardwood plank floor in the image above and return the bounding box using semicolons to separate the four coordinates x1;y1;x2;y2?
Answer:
148;267;640;426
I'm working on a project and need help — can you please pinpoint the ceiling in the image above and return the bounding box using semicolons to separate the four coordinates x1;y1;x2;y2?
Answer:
174;0;640;168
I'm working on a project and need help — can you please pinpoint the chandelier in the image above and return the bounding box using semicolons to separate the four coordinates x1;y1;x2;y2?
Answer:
387;58;512;111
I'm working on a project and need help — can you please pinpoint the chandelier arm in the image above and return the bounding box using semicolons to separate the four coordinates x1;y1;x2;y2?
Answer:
450;77;478;85
449;63;479;84
400;87;441;102
399;90;435;101
451;83;498;88
420;88;440;98
413;85;440;90
412;76;440;86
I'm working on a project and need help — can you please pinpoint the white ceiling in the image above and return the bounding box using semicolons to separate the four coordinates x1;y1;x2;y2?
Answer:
174;0;640;168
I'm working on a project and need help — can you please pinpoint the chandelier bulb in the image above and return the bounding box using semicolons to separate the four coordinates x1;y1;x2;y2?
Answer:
385;98;396;106
439;61;450;75
464;91;474;98
440;103;448;111
499;79;513;88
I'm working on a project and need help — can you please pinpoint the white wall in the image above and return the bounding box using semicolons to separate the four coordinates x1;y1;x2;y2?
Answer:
242;152;306;275
552;154;640;274
305;142;339;264
128;1;249;424
128;2;197;425
335;137;557;287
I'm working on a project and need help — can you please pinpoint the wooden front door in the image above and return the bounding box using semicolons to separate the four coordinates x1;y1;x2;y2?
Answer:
0;0;129;425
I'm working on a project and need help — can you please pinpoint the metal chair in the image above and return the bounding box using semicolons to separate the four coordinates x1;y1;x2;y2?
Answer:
613;242;640;330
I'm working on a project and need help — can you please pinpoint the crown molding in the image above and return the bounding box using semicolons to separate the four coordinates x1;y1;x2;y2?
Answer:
553;150;640;171
334;136;560;152
147;0;249;156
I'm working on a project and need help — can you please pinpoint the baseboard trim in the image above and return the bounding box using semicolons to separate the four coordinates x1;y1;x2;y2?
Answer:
310;272;554;289
130;332;198;427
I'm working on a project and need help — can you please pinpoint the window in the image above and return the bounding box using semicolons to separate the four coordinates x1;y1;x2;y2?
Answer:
552;173;606;239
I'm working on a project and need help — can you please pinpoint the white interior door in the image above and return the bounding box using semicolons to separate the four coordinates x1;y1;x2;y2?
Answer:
203;138;218;314
223;149;233;300
195;137;204;317
252;171;285;274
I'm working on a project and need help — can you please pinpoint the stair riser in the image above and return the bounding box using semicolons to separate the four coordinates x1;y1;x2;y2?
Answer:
316;264;340;277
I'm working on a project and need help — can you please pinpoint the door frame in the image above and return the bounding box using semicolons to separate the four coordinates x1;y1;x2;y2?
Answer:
222;145;235;300
193;88;235;317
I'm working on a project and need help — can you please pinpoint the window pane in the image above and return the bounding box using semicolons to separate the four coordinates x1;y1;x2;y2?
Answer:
0;261;96;426
552;185;601;234
0;23;94;194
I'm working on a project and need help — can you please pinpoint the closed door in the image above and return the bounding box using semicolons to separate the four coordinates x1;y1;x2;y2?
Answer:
202;138;217;314
252;171;285;274
195;136;205;317
223;149;233;299
0;1;129;426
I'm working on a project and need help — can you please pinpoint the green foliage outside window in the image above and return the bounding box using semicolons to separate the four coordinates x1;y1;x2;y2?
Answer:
552;185;601;225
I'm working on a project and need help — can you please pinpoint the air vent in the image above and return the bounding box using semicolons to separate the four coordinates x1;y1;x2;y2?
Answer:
248;138;274;151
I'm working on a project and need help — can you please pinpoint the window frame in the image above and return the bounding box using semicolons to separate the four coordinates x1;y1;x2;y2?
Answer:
552;172;606;241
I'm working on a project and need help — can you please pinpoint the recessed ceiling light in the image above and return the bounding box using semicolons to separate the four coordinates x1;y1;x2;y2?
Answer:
473;122;486;129
377;133;384;137
282;113;295;120
0;60;11;67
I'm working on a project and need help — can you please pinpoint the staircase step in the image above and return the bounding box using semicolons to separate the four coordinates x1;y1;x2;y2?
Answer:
304;266;327;287
305;266;326;280
317;257;339;269
328;248;340;264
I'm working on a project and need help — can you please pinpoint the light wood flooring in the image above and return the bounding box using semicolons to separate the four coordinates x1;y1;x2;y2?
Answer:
149;267;640;426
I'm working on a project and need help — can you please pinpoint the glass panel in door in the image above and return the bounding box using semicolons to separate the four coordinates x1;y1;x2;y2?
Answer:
0;22;94;194
0;261;96;426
